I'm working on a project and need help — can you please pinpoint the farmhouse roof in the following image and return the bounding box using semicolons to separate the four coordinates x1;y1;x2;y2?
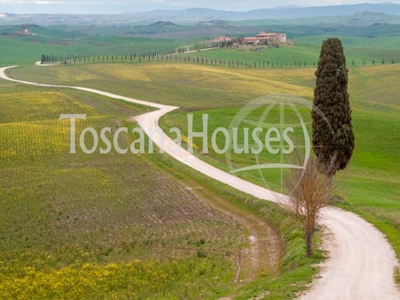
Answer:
213;36;232;42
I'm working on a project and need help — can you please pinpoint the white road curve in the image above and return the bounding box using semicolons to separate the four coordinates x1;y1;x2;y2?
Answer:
1;66;399;299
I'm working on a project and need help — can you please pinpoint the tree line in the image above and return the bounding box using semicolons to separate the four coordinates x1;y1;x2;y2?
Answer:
40;52;395;69
39;41;231;65
40;49;185;65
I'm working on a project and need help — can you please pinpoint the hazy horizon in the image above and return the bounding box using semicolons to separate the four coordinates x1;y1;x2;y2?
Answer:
1;0;400;14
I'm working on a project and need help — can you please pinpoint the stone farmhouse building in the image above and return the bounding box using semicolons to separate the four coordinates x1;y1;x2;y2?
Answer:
243;31;286;45
212;36;233;43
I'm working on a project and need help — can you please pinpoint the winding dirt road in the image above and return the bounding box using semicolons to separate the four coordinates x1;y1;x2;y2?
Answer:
1;66;399;299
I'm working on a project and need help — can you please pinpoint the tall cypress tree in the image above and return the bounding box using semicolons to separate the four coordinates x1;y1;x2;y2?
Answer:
312;38;355;180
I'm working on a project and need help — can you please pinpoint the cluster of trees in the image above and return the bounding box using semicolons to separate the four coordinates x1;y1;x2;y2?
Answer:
190;42;228;51
40;54;68;64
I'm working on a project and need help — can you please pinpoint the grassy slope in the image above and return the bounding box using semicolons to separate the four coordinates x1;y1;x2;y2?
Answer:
0;72;324;299
0;80;245;298
3;21;400;67
10;61;400;282
0;27;189;66
178;22;400;66
182;43;400;67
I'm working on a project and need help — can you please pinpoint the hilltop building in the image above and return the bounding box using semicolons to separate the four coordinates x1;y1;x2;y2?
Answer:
21;27;30;35
241;31;286;45
256;31;286;43
213;36;232;43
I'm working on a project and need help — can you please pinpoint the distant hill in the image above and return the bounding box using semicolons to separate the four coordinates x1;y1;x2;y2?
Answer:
149;21;177;27
2;3;400;26
127;3;400;20
246;3;400;19
197;20;230;27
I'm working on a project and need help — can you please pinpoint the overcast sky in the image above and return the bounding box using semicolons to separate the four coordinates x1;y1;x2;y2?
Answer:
1;0;400;14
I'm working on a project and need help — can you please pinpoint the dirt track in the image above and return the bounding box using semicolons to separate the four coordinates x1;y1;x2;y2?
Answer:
1;65;399;299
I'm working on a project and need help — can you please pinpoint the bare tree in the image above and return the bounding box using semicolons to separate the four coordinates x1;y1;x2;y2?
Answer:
283;155;331;257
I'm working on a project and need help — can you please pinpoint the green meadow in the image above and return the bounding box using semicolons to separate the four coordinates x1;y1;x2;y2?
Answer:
0;24;193;66
9;59;400;278
182;40;400;67
3;19;400;67
0;65;323;298
1;19;400;298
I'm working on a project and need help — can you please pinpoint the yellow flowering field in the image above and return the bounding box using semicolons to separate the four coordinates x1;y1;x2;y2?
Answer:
0;120;72;161
88;64;152;82
0;84;243;299
0;90;95;123
0;258;233;299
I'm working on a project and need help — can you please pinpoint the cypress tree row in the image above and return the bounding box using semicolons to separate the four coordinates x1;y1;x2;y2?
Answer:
312;38;355;180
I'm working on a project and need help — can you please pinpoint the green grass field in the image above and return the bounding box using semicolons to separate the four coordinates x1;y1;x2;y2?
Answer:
2;20;400;297
3;20;400;67
9;60;400;283
0;69;326;298
0;80;243;298
180;42;400;68
0;27;193;66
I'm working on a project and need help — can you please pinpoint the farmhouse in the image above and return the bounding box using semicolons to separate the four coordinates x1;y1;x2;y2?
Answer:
20;27;30;35
242;31;286;45
244;37;257;44
256;31;286;43
213;36;232;43
1;25;31;36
